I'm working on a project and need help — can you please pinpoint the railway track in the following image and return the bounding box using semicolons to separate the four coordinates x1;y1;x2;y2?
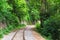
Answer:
2;25;36;40
11;28;26;40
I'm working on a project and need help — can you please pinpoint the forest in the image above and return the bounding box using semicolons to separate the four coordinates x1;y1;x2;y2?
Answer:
0;0;60;40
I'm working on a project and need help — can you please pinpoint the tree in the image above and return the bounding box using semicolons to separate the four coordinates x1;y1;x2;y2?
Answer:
26;0;40;24
8;0;29;23
0;0;13;26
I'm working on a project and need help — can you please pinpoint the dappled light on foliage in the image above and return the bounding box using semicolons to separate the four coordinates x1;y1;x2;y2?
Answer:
0;0;60;40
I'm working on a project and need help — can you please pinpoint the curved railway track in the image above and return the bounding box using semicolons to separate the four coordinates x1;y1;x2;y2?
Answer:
2;25;39;40
11;28;26;40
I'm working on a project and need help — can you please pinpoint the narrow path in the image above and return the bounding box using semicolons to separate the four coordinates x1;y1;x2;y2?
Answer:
12;29;24;40
2;25;45;40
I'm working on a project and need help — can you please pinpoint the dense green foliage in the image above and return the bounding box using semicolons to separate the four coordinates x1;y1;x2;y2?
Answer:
42;14;60;40
26;0;40;24
0;0;60;40
36;0;60;40
0;0;26;38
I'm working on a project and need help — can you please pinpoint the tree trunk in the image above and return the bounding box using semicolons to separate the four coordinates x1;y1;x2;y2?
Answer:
40;0;47;28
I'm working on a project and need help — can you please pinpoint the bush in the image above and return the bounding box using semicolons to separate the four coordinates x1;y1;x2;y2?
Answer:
35;21;41;32
36;14;60;40
41;14;60;40
0;29;3;38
